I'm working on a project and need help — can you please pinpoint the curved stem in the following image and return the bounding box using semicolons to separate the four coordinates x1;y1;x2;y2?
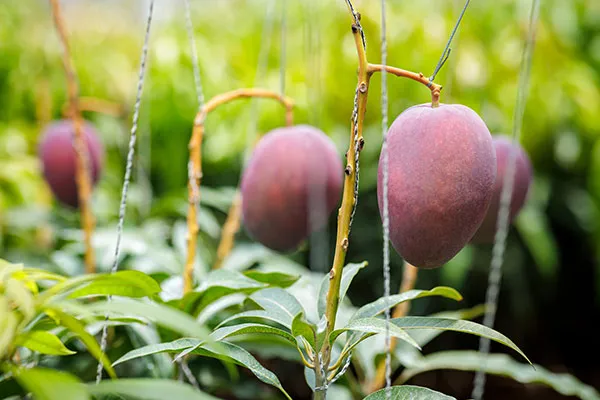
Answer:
365;261;419;393
367;64;442;107
184;88;295;294
211;190;242;270
62;97;125;118
49;0;96;274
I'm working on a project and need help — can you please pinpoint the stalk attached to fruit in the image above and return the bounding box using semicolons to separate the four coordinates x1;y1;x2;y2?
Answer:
184;88;295;293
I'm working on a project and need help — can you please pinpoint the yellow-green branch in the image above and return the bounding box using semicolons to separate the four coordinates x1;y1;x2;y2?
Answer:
184;88;295;293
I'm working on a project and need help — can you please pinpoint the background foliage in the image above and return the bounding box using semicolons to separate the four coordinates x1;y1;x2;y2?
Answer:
1;0;599;398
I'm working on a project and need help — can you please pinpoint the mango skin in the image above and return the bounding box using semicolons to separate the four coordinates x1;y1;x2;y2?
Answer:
377;103;497;269
240;125;343;252
38;119;104;208
470;135;533;244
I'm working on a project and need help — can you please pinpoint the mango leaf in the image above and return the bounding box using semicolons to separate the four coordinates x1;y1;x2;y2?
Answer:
398;351;600;400
82;298;211;340
10;366;90;400
15;330;75;356
44;308;116;379
350;287;463;322
318;262;368;318
4;278;35;320
292;312;316;349
363;385;456;400
210;323;296;345
248;288;304;328
0;298;18;359
216;310;289;329
88;379;221;400
330;317;420;350
180;269;268;315
112;338;200;366
391;317;531;365
187;341;292;400
243;270;300;288
67;271;160;299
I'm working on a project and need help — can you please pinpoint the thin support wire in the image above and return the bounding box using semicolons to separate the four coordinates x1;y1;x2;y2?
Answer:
184;0;206;110
429;0;471;83
280;0;287;96
472;1;541;399
95;0;155;384
379;0;392;397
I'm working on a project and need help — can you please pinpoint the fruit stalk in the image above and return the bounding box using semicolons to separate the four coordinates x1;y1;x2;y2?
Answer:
366;261;419;393
184;88;294;293
49;0;96;274
367;64;442;107
211;191;242;270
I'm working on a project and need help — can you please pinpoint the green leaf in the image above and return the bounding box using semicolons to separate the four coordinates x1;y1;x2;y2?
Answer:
112;338;200;366
15;330;75;356
67;271;161;299
350;287;463;322
363;385;456;400
398;351;600;400
318;262;368;318
82;298;211;340
330;317;420;350
210;323;296;345
243;270;300;288
4;278;35;320
395;305;486;367
0;297;18;359
43;308;117;379
216;310;289;329
88;379;221;400
391;317;531;365
187;341;292;400
180;269;268;315
248;288;304;328
292;312;316;349
11;367;90;400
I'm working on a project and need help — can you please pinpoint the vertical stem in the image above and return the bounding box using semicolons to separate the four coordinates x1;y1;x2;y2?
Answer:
212;191;242;270
49;0;96;274
316;24;369;398
184;119;204;294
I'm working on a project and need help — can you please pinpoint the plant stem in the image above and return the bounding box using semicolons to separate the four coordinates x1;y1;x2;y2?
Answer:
365;261;419;393
49;0;96;274
184;88;294;293
212;190;242;270
62;97;125;118
367;64;442;106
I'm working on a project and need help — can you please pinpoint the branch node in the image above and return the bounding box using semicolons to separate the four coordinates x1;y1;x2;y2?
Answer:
341;238;349;251
359;82;368;93
344;165;352;176
358;137;365;151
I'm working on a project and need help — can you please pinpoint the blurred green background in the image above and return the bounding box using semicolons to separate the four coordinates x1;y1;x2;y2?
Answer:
1;0;599;398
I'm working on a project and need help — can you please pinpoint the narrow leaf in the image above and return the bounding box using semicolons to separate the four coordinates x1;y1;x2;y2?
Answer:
399;351;600;400
11;367;90;400
249;288;304;328
44;308;116;379
189;341;292;400
15;330;75;356
292;312;316;349
350;287;462;322
391;317;531;365
330;317;420;350
82;298;211;340
4;278;35;320
67;271;160;299
112;338;201;366
243;271;300;288
364;385;456;400
210;323;296;345
216;310;289;329
318;262;367;318
88;378;221;400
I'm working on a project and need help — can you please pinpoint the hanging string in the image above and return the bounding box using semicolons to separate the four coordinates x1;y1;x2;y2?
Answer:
379;0;392;397
429;0;471;83
280;0;287;97
184;0;206;110
471;1;541;399
95;0;155;384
